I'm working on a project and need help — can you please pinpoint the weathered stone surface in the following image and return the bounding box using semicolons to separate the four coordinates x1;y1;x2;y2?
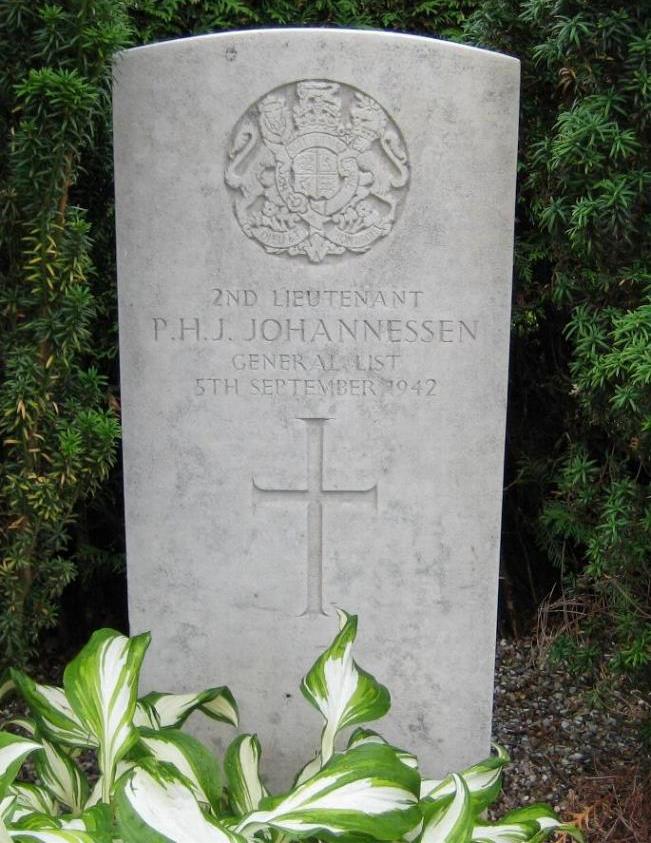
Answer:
113;28;519;787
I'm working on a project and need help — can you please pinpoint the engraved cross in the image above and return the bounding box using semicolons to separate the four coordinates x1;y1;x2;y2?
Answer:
253;417;377;616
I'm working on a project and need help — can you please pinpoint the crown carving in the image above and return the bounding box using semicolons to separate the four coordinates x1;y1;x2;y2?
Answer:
292;81;343;134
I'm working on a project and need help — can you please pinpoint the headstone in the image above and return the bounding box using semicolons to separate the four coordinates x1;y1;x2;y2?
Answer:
113;29;519;787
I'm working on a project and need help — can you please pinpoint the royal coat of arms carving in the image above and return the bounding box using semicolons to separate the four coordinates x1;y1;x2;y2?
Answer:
224;80;409;263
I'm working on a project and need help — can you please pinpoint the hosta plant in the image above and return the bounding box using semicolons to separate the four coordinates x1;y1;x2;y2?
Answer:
0;610;583;842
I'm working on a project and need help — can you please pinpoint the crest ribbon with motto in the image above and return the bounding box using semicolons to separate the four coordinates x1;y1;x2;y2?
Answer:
224;80;410;263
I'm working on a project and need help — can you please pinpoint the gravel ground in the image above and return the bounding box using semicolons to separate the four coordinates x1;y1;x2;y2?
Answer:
491;636;649;817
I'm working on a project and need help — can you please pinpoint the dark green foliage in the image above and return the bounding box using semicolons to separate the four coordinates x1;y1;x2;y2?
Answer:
128;0;477;43
466;0;650;683
0;1;130;664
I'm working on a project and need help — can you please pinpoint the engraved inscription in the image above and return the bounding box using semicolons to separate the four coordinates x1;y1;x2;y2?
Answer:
252;418;377;614
149;283;481;400
225;80;409;263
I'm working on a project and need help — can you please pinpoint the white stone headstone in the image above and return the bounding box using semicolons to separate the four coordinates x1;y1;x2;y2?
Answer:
113;28;519;787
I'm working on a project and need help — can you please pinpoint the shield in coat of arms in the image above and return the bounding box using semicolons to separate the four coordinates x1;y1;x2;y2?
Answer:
292;147;339;200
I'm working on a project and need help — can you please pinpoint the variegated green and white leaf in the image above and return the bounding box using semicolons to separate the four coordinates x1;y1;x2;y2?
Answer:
139;728;221;814
1;795;16;824
348;729;418;770
114;760;245;843
294;753;322;788
3;720;36;739
63;629;150;801
81;781;99;813
498;805;560;826
421;774;473;843
405;818;425;842
135;687;238;730
235;743;420;842
421;745;509;814
471;822;536;842
132;701;159;731
34;741;88;815
5;808;30;827
224;735;268;816
303;730;421;789
8;805;110;840
471;817;585;843
8;831;96;842
347;728;386;749
491;805;585;843
198;687;239;726
0;733;42;800
301;611;390;763
9;674;92;750
84;761;134;810
10;785;57;820
533;819;584;842
58;804;113;839
55;824;84;833
9;811;63;830
0;673;14;705
528;825;584;843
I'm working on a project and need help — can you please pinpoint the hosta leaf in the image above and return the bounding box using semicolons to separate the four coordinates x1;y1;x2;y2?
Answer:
63;628;150;796
132;700;159;730
534;823;584;842
499;805;560;825
0;673;14;704
7;809;111;842
4;720;36;738
301;610;390;762
59;804;113;837
8;831;97;842
139;728;222;813
9;811;63;830
10;785;57;820
421;774;472;843
348;728;386;748
235;743;420;842
0;733;42;800
293;752;322;787
224;735;268;816
34;740;89;815
348;729;418;770
471;823;536;842
84;761;134;809
1;795;16;823
529;826;584;843
135;687;238;729
114;760;245;843
492;805;585;843
421;745;509;814
198;687;238;726
405;819;425;842
8;675;92;749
